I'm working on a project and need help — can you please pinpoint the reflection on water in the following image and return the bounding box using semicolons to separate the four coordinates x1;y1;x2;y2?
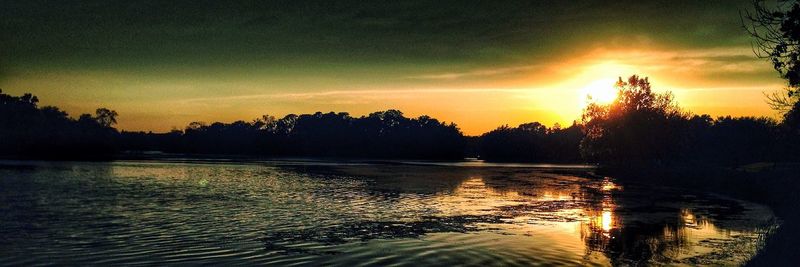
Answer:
0;160;777;266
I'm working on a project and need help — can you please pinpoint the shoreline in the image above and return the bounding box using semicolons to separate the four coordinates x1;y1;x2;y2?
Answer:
595;164;800;266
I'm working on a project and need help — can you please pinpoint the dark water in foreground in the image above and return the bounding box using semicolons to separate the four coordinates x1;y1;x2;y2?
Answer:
0;160;778;266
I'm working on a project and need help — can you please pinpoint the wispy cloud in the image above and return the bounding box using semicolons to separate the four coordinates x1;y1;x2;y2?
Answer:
178;87;545;104
407;65;542;80
587;46;769;74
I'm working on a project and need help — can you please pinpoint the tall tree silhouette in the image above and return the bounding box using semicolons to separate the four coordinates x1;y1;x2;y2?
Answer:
744;0;800;111
744;0;800;160
94;108;119;128
580;76;689;165
578;76;788;166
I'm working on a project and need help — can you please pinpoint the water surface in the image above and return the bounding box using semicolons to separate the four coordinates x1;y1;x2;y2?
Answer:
0;160;777;266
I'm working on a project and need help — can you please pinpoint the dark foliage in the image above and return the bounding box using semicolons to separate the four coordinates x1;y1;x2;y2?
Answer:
740;0;800;165
478;122;583;162
744;0;800;87
579;76;797;167
4;84;798;164
744;0;800;111
0;90;119;159
785;100;800;133
121;110;466;159
580;76;689;165
685;115;785;165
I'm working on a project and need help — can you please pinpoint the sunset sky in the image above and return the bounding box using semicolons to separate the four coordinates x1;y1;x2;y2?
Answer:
0;0;788;135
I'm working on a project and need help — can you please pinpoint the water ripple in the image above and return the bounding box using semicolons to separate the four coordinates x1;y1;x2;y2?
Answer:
0;160;777;266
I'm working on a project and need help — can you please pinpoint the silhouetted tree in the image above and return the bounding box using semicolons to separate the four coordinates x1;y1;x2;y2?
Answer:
743;1;800;163
744;0;800;111
0;90;119;159
479;122;583;162
119;109;466;159
780;101;800;161
94;108;118;128
580;76;689;165
577;76;791;167
696;116;780;165
785;100;800;132
6;83;793;164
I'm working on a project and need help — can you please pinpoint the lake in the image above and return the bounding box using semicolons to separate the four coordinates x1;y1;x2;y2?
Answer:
0;159;778;266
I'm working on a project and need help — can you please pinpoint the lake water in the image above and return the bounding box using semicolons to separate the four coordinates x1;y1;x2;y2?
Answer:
0;160;778;266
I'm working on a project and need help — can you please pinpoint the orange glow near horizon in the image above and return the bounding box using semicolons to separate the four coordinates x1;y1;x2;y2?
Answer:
0;48;785;136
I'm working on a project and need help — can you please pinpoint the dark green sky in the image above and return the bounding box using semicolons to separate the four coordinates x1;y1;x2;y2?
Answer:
0;0;786;134
1;1;757;70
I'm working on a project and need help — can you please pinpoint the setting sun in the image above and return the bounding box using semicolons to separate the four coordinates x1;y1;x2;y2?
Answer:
3;1;800;266
581;79;619;104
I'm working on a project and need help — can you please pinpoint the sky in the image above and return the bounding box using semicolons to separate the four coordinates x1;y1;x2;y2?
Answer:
0;0;789;135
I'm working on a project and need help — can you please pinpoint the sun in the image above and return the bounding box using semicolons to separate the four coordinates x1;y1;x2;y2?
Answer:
580;79;618;104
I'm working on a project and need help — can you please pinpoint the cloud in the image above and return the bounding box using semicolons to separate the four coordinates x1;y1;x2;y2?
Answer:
179;87;543;104
1;0;762;72
584;47;763;72
407;65;542;80
0;0;785;134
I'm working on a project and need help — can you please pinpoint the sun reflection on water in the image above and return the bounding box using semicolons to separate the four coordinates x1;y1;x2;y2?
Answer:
585;179;619;241
426;174;625;257
601;210;613;233
601;177;620;191
0;161;777;266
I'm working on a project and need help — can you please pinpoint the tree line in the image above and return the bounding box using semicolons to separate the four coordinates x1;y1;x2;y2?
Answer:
3;81;798;165
6;1;800;165
0;89;119;159
119;110;465;159
579;75;799;167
